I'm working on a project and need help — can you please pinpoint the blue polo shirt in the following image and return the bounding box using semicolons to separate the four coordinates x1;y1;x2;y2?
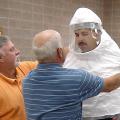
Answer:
23;63;103;120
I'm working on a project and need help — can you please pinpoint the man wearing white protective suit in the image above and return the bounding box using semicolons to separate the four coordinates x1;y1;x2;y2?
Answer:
63;8;120;120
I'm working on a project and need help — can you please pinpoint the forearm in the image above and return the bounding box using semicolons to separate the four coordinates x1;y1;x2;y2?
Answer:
102;73;120;92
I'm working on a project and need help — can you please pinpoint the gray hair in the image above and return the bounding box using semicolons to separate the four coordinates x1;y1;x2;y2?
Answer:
0;35;10;48
32;32;63;60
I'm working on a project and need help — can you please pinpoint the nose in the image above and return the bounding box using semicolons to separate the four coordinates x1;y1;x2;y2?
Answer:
78;34;84;41
75;34;84;42
15;48;20;56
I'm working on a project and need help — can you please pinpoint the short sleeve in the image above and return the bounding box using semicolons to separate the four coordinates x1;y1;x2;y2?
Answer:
78;70;104;101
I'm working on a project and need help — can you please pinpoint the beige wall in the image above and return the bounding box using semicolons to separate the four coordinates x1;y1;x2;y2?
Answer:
103;0;120;47
0;0;119;60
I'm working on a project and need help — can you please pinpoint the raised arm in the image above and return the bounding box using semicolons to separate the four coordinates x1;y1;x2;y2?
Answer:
102;73;120;92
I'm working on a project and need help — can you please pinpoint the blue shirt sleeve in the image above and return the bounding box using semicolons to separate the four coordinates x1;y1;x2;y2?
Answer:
78;70;104;101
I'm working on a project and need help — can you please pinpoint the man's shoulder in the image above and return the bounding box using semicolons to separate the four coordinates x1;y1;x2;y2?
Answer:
63;67;86;74
16;61;38;76
18;61;37;69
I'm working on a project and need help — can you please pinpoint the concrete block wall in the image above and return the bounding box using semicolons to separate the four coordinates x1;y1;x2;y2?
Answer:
103;0;120;47
0;0;119;60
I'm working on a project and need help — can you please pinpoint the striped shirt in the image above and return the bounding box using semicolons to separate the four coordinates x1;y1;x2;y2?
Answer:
23;63;103;120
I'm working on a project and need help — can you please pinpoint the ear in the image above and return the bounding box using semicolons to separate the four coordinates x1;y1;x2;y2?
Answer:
56;48;64;63
93;30;101;38
63;47;69;57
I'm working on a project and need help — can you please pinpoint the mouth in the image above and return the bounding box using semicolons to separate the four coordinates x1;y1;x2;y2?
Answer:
77;42;88;52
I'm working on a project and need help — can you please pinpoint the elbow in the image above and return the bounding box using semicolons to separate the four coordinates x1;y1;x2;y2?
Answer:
104;89;113;92
102;87;115;92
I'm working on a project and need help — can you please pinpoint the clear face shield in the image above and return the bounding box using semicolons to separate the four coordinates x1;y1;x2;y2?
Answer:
69;22;102;53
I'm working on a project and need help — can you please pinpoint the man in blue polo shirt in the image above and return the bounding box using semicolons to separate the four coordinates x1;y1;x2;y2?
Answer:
23;29;120;120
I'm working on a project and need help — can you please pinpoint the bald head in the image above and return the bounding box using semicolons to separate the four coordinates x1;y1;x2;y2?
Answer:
32;29;63;62
33;30;61;48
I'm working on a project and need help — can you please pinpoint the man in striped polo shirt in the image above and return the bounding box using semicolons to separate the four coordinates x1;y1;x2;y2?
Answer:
23;29;120;120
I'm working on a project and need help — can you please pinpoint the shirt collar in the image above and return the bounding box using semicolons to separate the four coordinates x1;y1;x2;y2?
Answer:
37;63;62;69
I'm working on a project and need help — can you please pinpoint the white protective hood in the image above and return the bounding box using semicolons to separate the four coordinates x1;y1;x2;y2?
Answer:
63;8;120;117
